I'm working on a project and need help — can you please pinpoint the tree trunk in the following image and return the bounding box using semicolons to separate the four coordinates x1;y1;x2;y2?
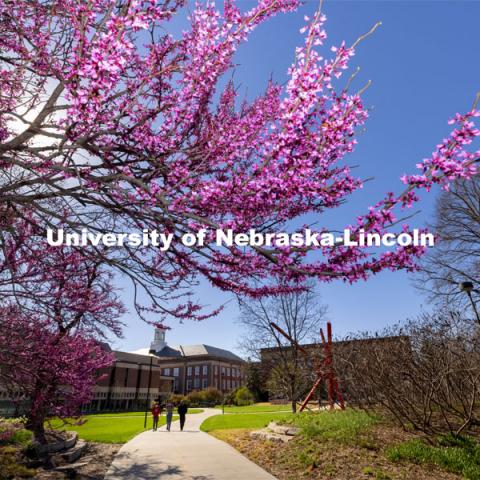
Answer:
27;413;47;444
27;385;48;444
291;398;297;413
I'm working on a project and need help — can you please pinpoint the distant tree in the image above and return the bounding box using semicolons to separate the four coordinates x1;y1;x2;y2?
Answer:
238;284;327;412
417;176;480;321
245;361;269;403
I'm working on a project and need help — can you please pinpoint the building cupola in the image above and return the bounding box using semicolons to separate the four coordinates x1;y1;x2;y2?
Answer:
149;326;167;353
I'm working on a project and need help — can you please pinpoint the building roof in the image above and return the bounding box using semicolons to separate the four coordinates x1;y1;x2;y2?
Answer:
130;344;244;363
114;350;159;364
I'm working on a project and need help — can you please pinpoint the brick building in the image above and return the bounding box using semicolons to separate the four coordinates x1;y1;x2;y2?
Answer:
132;327;246;395
0;327;245;415
88;349;174;412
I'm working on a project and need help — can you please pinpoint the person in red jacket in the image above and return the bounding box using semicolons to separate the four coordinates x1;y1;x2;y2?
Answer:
151;401;162;431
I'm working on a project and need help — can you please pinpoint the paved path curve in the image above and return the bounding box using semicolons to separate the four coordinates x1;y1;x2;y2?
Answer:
105;408;277;480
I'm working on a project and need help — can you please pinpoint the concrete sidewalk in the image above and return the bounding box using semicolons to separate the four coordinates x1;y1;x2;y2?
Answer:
105;408;277;480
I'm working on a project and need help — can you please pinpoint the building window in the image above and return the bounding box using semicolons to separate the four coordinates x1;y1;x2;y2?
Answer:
195;366;200;376
164;368;170;376
214;365;218;374
227;368;231;376
202;378;208;389
202;365;208;375
187;367;192;376
221;366;225;375
173;367;179;377
186;379;192;390
194;378;200;389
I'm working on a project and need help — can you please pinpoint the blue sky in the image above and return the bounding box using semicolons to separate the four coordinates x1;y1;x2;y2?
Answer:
112;0;480;356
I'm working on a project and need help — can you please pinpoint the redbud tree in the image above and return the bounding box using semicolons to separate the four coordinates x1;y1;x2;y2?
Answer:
0;306;115;443
0;216;124;442
0;0;479;321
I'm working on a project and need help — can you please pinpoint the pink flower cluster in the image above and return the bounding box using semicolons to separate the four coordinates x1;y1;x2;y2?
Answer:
0;0;479;314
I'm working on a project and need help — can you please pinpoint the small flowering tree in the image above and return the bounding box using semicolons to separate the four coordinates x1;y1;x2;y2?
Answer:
0;0;479;320
0;306;114;443
0;214;123;443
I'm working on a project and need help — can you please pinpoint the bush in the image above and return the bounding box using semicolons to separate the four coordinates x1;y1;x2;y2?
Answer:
186;390;203;406
200;388;223;405
186;388;223;406
0;419;35;480
223;389;236;406
336;311;480;436
168;394;188;406
0;419;31;446
0;446;36;479
234;387;254;406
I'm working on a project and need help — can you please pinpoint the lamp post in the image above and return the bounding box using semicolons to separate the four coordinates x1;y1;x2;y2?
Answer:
143;355;153;429
459;281;480;326
221;372;225;414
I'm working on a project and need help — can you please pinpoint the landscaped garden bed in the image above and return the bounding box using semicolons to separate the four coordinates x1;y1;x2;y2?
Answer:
205;408;479;479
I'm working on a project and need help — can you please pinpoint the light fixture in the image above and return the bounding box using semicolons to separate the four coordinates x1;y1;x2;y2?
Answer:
459;281;474;293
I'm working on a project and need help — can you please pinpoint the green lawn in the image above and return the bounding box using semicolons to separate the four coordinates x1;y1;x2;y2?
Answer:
200;412;294;432
88;408;203;417
215;404;292;414
48;413;177;443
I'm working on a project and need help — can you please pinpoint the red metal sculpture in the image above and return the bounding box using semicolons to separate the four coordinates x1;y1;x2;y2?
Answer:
270;321;345;412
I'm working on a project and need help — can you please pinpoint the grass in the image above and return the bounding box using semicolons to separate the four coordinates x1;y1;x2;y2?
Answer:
89;408;203;417
214;403;292;414
200;412;294;432
48;413;178;443
386;434;480;480
283;408;381;444
47;409;202;443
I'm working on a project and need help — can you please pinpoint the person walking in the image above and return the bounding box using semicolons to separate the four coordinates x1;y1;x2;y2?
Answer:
165;401;174;431
151;401;161;431
177;401;188;431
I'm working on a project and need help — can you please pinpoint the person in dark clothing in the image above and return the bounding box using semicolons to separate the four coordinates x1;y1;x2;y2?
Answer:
177;401;188;431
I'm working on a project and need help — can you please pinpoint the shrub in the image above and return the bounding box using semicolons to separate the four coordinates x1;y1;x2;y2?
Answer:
336;311;480;437
200;388;223;405
234;387;254;406
0;419;31;446
168;394;188;406
186;388;224;406
0;446;36;480
223;389;236;406
186;391;204;406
